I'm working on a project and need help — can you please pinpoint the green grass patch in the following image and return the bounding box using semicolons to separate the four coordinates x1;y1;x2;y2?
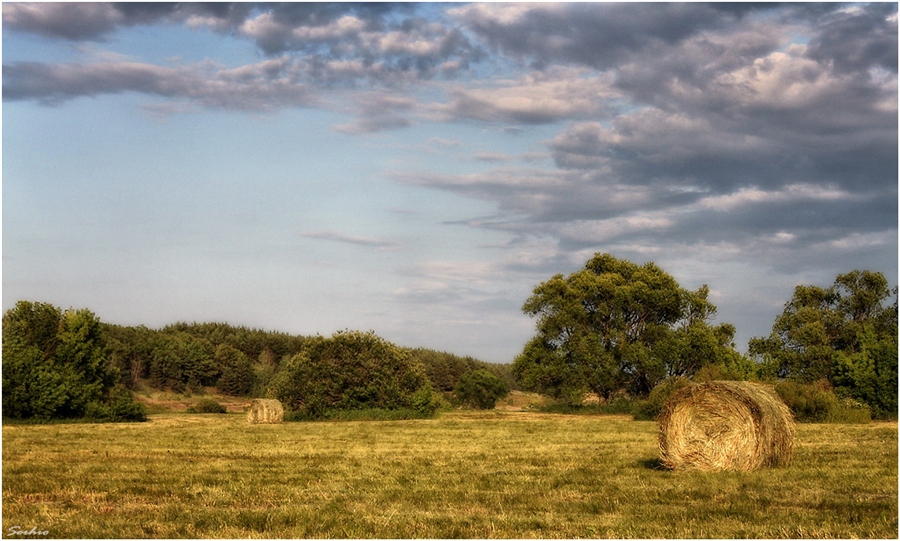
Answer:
3;412;896;538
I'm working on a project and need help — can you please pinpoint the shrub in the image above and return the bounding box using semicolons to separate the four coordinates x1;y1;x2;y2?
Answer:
538;398;635;415
454;369;509;410
189;398;227;414
269;331;436;420
633;376;692;420
84;386;147;422
774;379;871;423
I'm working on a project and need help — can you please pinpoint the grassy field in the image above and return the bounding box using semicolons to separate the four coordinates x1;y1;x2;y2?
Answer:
2;411;897;538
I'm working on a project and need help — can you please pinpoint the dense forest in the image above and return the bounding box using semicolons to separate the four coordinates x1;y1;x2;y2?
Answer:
3;254;896;423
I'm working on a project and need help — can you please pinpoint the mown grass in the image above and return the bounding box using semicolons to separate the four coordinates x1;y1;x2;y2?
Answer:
2;411;896;538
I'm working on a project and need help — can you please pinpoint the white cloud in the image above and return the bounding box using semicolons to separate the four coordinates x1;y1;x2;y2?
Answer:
432;69;620;124
697;184;858;212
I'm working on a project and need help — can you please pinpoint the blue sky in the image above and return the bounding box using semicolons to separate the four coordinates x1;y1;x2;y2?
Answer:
3;2;897;362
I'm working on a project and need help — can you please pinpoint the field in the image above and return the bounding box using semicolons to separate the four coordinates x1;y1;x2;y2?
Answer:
3;411;897;539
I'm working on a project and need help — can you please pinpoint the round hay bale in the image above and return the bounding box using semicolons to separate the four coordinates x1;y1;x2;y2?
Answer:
658;381;794;471
248;399;284;424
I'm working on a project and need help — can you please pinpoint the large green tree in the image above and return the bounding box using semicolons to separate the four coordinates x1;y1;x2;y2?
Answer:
513;253;745;402
749;270;897;418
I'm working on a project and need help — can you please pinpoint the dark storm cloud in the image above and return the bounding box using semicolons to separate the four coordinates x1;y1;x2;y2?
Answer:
806;3;898;74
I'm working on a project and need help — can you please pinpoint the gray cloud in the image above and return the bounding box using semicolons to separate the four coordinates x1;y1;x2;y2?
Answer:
805;3;898;74
450;3;778;71
2;57;319;110
3;2;483;86
332;92;417;134
300;231;401;250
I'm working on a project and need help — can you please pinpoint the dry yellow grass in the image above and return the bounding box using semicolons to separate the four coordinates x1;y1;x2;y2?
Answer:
2;412;896;538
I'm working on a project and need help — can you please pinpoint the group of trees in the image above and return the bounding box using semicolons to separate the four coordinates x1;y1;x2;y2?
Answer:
749;270;898;418
102;321;308;396
513;253;897;420
2;301;145;422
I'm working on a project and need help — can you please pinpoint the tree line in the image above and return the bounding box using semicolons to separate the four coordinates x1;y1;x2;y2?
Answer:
3;304;512;421
4;253;895;422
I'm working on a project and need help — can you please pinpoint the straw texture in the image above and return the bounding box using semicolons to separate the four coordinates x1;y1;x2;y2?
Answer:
658;381;794;471
248;399;284;424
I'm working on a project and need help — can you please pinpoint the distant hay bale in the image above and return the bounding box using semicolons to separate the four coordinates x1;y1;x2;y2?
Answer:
248;399;284;424
658;381;794;472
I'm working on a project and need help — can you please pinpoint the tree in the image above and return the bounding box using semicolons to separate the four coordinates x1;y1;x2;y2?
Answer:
513;253;743;401
103;324;155;388
215;343;255;396
454;369;509;409
148;332;216;392
268;330;439;418
749;270;897;418
2;301;145;421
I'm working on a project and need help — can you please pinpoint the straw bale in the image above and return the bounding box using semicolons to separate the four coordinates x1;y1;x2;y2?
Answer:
248;399;284;424
658;381;794;471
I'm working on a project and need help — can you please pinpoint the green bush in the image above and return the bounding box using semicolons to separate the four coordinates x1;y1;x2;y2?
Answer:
215;344;256;396
454;369;510;410
632;376;693;420
775;379;871;423
85;386;147;422
269;331;437;420
189;398;227;414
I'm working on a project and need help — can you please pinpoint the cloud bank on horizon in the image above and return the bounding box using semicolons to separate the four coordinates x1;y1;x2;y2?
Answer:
3;2;897;362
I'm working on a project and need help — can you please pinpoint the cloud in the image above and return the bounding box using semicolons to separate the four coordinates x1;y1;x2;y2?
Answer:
449;2;773;70
431;68;619;124
805;3;898;74
2;57;323;111
300;231;401;250
332;92;417;134
3;3;483;88
5;2;896;292
2;2;170;40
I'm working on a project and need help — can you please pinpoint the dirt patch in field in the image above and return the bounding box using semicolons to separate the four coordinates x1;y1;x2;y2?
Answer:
132;386;251;413
495;390;554;411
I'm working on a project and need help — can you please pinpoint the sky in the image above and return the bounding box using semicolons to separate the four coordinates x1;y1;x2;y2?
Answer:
2;2;897;363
